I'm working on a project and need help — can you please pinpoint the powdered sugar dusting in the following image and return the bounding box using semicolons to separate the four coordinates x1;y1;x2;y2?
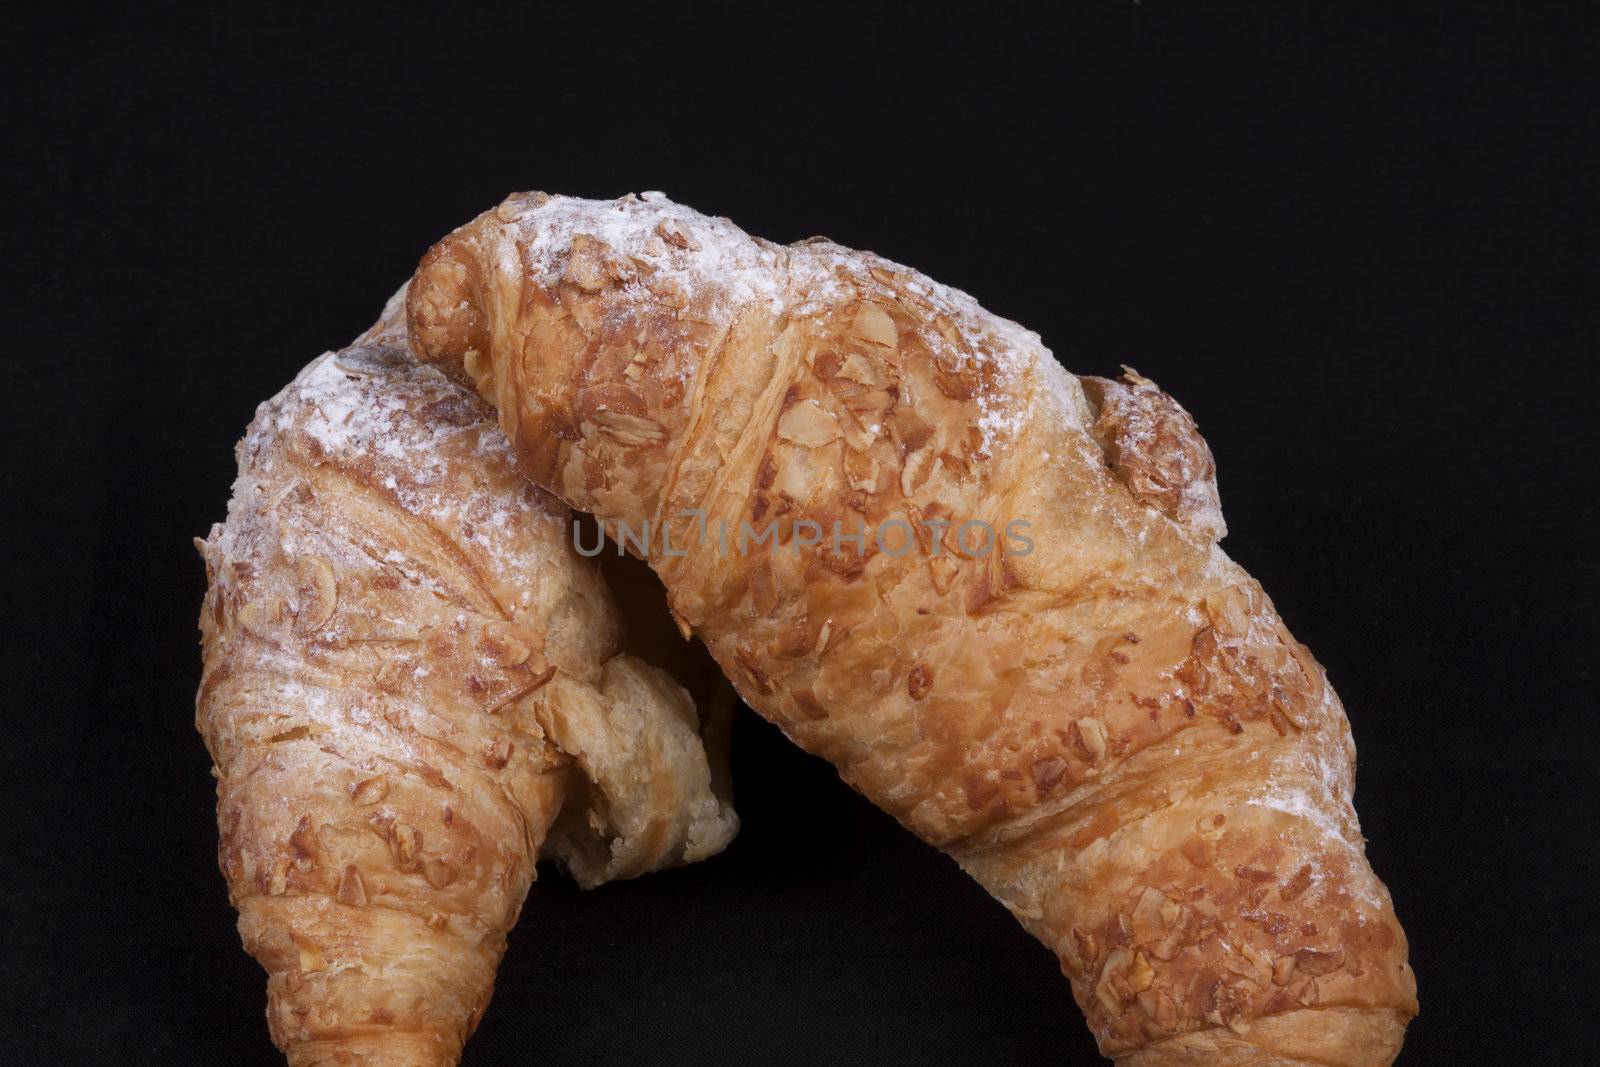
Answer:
1246;733;1384;911
479;192;1078;452
489;190;787;322
789;234;1066;451
215;340;572;639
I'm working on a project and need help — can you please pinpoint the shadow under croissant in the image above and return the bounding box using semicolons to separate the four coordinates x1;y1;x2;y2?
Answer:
595;521;736;802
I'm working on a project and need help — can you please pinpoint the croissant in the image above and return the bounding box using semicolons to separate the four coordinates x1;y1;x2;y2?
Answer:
195;290;737;1065
408;192;1419;1064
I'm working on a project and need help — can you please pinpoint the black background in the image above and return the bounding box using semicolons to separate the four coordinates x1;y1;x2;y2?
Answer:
4;5;1594;1064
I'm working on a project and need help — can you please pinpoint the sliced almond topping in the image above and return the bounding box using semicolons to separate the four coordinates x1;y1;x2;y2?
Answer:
1072;927;1098;967
349;776;389;806
1272;956;1296;985
588;409;666;446
1074;717;1109;763
842;447;879;493
1292;947;1345;976
621;347;650;381
291;932;325;974
494;192;548;222
563;233;612;291
1181;835;1213;867
655;219;695;250
810;348;843;380
336;864;368;907
1204;584;1253;637
899;447;934;496
1095;947;1132;1012
390;824;422;869
776;400;841;448
838;412;877;452
1238;942;1274;987
934;368;979;401
813;619;834;657
767;622;813;660
423;859;456;889
791;688;829;721
485;735;514;770
1149;904;1195;961
1031;756;1067;791
926;554;959;596
287;815;318;863
294;555;337;631
268;857;290;896
237;597;286;639
1130;887;1168;943
1126;951;1155;993
836;352;881;386
1279;863;1314;902
651;275;689;309
850;304;898;348
499;635;531;667
481;624;535;668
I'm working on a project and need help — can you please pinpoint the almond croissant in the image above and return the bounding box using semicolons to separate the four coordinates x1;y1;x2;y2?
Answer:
408;192;1418;1064
195;291;737;1065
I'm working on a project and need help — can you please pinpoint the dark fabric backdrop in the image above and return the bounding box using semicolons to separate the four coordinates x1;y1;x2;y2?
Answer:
3;5;1593;1064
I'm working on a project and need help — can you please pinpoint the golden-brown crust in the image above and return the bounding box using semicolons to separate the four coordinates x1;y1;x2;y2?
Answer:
1082;369;1226;543
196;293;736;1064
1118;1007;1409;1066
408;192;1416;1062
